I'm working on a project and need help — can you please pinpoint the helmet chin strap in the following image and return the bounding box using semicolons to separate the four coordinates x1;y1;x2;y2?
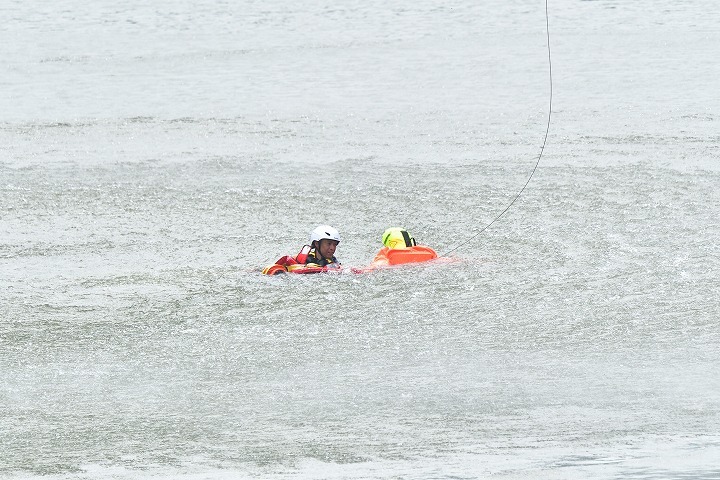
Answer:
311;241;323;260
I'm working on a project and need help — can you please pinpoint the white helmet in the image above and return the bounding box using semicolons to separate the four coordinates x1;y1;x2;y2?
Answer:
309;225;341;244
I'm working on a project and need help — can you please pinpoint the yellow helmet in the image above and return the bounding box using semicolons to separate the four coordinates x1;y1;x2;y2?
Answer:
381;227;416;249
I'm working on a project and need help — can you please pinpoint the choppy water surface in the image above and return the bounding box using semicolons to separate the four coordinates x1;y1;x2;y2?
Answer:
2;1;719;479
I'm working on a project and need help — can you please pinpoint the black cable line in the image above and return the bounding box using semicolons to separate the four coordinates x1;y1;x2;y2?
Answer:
442;0;553;257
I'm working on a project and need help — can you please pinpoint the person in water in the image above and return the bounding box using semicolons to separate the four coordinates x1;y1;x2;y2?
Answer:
301;224;342;268
369;227;437;268
261;225;341;275
381;227;417;250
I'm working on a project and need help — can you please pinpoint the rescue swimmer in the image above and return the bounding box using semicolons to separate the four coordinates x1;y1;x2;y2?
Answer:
262;225;342;275
302;225;342;268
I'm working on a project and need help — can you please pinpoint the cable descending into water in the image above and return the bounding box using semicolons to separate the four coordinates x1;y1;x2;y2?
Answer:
442;0;553;257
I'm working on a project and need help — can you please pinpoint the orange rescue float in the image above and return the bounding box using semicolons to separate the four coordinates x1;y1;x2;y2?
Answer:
370;245;438;267
349;227;439;273
262;251;342;275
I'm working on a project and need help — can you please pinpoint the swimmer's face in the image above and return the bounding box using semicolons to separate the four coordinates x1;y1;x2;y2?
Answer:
317;238;339;259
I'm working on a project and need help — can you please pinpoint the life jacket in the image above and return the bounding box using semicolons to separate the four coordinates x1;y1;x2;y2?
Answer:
370;245;438;267
295;245;311;264
261;246;341;275
262;255;341;275
305;249;341;268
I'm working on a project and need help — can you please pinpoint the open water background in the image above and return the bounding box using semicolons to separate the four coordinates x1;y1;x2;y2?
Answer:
2;0;719;478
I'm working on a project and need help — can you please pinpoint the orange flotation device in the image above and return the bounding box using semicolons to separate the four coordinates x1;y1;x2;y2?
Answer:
262;247;342;275
348;245;438;274
370;245;438;267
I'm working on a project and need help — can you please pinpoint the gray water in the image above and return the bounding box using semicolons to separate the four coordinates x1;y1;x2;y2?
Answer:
2;1;719;479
